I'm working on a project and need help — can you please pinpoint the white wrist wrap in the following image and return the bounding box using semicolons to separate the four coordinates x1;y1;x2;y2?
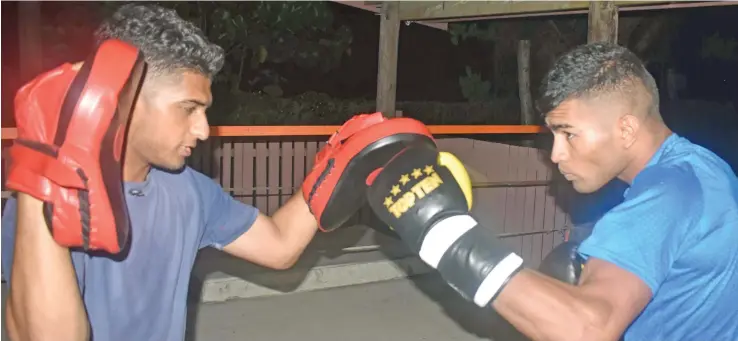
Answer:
472;252;523;307
418;214;476;268
418;214;524;308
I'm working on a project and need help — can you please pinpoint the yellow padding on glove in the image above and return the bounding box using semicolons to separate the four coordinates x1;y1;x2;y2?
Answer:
437;152;473;210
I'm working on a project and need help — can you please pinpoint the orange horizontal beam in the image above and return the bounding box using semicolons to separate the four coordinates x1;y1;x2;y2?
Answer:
1;125;545;140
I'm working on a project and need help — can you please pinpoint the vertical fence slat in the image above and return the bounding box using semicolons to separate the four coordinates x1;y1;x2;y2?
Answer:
473;142;509;235
541;161;558;257
553;180;569;249
267;141;281;215
212;138;222;184
293;141;306;190
233;140;244;203
305;141;318;173
242;141;255;206
503;145;522;253
221;139;232;195
521;147;538;266
531;149;550;268
202;139;213;179
280;141;294;205
513;146;529;256
255;142;268;213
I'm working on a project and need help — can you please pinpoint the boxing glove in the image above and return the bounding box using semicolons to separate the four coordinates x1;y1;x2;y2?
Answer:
538;241;584;285
5;39;144;253
302;112;434;232
366;144;525;307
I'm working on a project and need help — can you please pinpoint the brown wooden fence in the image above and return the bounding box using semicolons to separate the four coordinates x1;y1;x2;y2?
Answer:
1;125;572;268
186;136;572;268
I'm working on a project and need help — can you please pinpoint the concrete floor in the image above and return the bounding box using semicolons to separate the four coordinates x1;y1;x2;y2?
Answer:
3;274;530;341
185;273;530;341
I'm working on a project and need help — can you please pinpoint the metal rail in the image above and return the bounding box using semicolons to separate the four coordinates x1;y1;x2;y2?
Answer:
221;180;557;192
2;180;556;199
1;180;560;200
317;228;569;254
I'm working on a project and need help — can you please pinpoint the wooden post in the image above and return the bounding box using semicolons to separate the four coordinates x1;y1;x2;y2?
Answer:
18;1;44;83
517;40;534;125
587;1;618;43
376;2;400;117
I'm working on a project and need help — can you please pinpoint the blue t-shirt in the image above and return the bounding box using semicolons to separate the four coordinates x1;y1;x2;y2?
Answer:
1;167;259;341
578;133;738;341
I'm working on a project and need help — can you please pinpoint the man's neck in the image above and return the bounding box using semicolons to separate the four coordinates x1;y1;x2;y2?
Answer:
619;125;673;184
122;158;151;183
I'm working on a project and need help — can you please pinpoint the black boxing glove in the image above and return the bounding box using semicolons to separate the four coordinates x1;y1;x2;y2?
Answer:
366;144;525;307
538;241;584;285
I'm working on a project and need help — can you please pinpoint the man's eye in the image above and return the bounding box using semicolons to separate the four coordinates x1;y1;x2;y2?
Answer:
183;106;197;115
564;132;575;140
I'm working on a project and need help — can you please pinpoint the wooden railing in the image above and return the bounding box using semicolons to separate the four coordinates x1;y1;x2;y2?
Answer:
1;124;545;140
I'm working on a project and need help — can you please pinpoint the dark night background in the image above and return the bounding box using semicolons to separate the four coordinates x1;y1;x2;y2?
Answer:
2;2;735;113
1;1;736;169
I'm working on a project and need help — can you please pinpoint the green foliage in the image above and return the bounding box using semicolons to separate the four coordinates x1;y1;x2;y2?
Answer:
458;66;494;103
207;91;521;126
39;3;102;68
701;32;737;61
448;19;585;100
449;23;498;45
154;1;352;94
76;1;353;96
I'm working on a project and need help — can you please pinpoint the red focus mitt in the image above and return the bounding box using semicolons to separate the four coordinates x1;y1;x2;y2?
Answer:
302;112;436;232
5;39;146;254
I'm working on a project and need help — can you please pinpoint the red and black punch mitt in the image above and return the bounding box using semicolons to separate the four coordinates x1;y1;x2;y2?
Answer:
5;39;146;254
302;112;437;232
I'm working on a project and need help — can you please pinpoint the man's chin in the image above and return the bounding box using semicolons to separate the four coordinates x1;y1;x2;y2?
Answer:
571;180;603;194
152;159;187;173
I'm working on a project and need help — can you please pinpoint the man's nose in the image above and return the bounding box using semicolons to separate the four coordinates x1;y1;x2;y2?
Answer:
191;112;210;141
550;137;568;164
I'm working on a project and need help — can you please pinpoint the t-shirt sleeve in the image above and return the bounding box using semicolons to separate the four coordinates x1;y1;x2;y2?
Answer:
577;170;701;293
2;196;19;282
194;172;260;250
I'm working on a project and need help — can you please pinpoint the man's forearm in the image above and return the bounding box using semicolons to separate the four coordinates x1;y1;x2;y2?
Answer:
492;269;610;341
8;193;89;341
270;190;319;265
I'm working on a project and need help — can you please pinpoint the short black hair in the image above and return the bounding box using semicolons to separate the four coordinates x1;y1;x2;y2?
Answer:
536;42;659;116
94;4;224;79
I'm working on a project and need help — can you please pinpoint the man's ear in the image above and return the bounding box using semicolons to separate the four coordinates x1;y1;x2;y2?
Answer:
619;114;640;149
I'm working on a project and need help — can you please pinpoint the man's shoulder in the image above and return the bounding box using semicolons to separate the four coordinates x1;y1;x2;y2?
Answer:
659;135;737;184
628;162;701;205
627;135;738;223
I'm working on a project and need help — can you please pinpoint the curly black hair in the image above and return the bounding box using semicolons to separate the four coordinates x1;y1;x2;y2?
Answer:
94;4;224;78
537;42;659;116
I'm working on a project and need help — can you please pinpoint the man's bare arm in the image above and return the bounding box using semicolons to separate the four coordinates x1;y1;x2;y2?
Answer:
222;190;319;269
7;193;89;341
492;258;653;341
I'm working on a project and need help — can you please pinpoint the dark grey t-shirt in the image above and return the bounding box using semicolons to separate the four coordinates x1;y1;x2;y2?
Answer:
2;167;259;341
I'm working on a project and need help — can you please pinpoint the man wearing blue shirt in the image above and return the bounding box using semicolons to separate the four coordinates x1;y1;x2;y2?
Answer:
360;42;738;341
493;43;738;341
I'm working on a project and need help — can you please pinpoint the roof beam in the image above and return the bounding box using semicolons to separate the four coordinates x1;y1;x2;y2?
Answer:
397;1;672;21
331;1;448;30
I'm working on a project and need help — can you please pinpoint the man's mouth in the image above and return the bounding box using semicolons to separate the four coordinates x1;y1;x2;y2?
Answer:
180;146;193;157
559;169;575;180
